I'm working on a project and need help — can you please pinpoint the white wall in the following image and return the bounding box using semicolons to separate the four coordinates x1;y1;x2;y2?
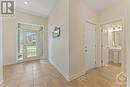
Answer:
48;0;98;80
69;0;99;79
99;0;126;23
2;11;48;65
48;0;70;80
0;17;3;82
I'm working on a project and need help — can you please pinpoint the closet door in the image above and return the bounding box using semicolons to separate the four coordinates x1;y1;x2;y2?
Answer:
85;22;96;71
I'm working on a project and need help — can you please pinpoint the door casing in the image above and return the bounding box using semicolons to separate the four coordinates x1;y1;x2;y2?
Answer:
16;22;44;63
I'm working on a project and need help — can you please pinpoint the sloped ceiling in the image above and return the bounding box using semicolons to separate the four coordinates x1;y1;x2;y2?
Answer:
15;0;121;17
15;0;57;17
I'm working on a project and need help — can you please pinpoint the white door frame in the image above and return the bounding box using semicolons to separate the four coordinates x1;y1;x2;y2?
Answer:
16;22;44;63
100;24;109;66
100;18;125;72
84;21;97;71
17;27;40;62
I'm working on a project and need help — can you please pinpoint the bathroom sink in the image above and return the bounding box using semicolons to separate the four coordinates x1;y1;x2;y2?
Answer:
110;47;122;64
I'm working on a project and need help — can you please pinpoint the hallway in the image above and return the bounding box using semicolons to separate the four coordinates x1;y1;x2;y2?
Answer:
0;60;126;87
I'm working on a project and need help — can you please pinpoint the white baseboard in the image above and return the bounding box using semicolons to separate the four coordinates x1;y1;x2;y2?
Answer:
40;57;48;60
4;61;16;66
4;58;48;66
48;59;70;81
48;59;86;81
68;70;86;81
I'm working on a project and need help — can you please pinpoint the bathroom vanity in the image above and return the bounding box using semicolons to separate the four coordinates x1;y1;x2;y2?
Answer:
110;47;121;64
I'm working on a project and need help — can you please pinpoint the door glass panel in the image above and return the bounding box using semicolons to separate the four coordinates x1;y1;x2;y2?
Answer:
26;32;37;58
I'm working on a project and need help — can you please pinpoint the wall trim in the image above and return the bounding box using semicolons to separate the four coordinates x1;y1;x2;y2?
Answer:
100;17;124;25
68;70;86;81
4;61;16;66
4;58;40;66
48;58;70;81
40;57;48;60
48;58;86;81
49;58;86;81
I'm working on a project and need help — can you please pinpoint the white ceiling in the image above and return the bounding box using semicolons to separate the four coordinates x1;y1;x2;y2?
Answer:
85;0;121;11
15;0;121;18
15;0;57;18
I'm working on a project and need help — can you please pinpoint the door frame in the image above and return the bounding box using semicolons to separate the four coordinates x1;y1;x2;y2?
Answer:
16;22;44;63
84;20;97;70
100;24;109;66
100;18;125;72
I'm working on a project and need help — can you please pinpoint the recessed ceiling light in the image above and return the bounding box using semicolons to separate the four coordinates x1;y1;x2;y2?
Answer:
24;1;28;5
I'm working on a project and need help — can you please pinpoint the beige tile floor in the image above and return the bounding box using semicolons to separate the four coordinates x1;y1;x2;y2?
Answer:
0;60;126;87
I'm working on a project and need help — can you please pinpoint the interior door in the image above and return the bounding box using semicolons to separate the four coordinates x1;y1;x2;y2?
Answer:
101;26;109;66
85;22;96;71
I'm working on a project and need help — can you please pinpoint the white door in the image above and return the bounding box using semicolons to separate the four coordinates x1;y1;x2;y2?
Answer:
18;29;39;61
101;26;109;66
85;22;96;71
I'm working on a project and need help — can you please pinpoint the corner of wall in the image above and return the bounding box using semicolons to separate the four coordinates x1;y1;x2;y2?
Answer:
48;58;70;81
68;70;86;81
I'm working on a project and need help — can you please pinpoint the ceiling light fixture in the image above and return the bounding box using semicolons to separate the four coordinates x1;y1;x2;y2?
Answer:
24;1;28;5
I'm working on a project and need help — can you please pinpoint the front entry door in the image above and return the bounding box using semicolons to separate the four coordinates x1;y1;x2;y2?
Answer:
18;29;38;61
24;30;37;58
